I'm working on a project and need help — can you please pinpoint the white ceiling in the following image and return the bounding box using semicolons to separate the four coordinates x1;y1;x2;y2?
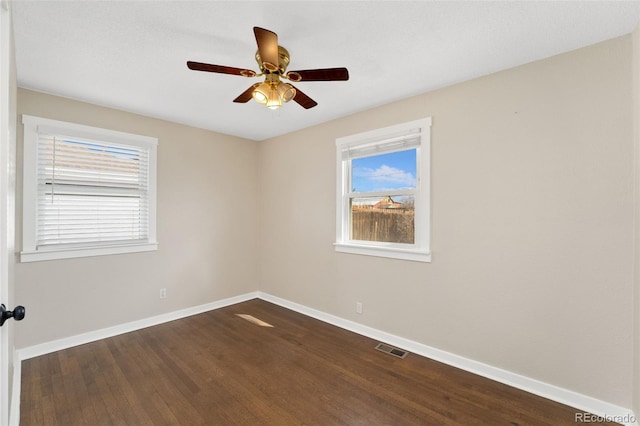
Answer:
11;1;640;141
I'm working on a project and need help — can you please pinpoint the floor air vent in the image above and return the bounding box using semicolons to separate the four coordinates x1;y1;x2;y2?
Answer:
375;343;408;359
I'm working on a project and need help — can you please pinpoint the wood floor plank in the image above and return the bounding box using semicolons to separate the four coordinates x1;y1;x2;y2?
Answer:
21;299;620;425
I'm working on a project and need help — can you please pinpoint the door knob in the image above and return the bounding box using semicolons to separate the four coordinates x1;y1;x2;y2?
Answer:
0;304;25;327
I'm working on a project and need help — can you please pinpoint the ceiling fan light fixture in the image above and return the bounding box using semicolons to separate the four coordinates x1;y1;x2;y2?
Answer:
266;84;282;109
252;82;270;104
277;82;296;103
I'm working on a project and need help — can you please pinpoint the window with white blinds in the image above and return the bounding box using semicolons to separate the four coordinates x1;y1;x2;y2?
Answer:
335;117;432;263
21;115;158;262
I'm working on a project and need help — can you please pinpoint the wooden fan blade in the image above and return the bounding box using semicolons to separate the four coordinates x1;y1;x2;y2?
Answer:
233;84;257;103
291;85;318;109
253;27;279;72
187;61;256;77
287;68;349;82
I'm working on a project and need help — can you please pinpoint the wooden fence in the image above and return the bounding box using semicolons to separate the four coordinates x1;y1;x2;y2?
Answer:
351;208;414;244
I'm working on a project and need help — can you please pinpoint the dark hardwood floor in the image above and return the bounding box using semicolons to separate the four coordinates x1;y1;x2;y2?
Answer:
21;299;616;425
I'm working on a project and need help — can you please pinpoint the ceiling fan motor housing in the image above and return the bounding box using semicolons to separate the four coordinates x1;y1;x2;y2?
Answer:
255;46;291;75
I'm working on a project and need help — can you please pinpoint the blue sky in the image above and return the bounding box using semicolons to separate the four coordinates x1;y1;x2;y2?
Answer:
351;149;416;192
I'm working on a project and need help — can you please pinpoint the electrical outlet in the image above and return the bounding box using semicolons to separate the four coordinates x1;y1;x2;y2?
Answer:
356;302;363;314
160;288;167;299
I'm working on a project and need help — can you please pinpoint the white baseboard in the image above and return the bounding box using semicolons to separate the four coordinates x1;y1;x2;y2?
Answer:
14;290;638;426
257;292;638;426
16;291;258;361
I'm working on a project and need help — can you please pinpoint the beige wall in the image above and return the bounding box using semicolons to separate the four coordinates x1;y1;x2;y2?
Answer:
14;89;260;348
259;36;635;407
633;23;640;419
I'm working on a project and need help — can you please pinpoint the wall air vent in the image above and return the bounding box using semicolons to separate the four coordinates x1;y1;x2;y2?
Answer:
374;343;408;359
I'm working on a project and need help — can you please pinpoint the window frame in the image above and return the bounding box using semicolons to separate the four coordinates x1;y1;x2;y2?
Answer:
335;117;431;262
21;115;158;262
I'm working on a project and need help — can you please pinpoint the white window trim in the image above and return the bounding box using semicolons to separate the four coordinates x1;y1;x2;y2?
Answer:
21;115;158;262
335;117;431;263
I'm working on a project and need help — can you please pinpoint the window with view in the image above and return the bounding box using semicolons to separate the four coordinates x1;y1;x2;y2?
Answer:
335;118;431;262
21;115;158;262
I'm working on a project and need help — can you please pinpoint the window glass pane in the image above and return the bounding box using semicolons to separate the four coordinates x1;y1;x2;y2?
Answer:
40;137;147;190
351;149;416;193
350;196;415;244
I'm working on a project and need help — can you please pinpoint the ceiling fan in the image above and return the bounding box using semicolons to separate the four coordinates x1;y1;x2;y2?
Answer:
187;27;349;110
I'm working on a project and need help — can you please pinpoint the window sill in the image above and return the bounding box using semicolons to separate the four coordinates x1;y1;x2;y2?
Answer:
20;242;158;263
334;242;431;263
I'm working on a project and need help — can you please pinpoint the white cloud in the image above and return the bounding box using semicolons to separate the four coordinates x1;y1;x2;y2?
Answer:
354;165;416;187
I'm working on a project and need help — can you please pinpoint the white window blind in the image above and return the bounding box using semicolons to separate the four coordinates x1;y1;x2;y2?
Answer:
21;115;158;262
37;134;150;247
340;129;421;160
